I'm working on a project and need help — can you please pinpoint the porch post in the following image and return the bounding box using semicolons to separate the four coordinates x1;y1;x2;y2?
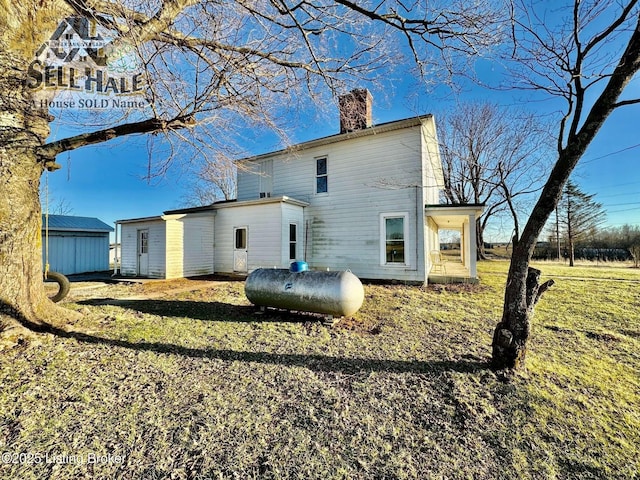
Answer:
467;214;477;278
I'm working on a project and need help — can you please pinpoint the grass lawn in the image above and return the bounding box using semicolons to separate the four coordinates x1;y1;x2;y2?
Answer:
1;261;638;479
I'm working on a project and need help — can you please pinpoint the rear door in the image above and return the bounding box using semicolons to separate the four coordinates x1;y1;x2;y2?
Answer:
233;227;248;272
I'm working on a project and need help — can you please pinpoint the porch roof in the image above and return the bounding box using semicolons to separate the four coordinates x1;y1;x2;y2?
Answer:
425;204;485;229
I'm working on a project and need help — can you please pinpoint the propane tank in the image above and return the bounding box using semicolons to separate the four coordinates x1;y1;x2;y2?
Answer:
245;268;364;317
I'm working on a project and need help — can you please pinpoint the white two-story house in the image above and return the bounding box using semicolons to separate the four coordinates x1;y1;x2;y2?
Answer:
116;90;484;283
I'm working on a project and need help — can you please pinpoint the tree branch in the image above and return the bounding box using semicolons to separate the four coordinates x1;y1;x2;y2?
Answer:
37;115;196;162
612;98;640;108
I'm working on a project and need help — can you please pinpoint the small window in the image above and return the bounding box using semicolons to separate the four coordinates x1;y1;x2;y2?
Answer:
289;224;297;260
235;228;247;249
138;230;148;254
316;157;328;194
380;213;408;265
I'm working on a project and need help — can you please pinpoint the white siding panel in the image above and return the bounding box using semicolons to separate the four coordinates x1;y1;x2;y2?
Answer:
281;203;305;264
236;161;261;201
235;124;428;281
214;203;283;273
182;214;215;277
120;220;166;278
120;224;138;276
165;218;183;279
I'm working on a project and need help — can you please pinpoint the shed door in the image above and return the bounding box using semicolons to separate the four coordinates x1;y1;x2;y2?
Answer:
137;229;149;276
233;227;248;273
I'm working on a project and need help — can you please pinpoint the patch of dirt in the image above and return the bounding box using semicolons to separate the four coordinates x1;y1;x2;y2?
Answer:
335;315;382;335
427;283;491;294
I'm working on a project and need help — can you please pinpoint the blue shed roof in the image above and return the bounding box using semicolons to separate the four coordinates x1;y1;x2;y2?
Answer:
42;214;114;233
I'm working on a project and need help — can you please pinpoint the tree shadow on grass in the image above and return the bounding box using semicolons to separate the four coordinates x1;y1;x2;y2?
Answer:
77;298;339;324
78;298;263;323
3;301;490;376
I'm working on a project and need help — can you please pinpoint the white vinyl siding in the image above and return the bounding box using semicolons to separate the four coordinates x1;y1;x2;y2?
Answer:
214;203;282;273
259;160;273;198
281;203;305;265
236;161;261;201
120;220;166;278
122;116;444;282
181;214;215;277
297;128;424;281
164;219;183;278
236;123;428;281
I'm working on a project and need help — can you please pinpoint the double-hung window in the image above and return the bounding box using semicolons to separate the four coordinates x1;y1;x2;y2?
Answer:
289;224;297;260
316;157;328;194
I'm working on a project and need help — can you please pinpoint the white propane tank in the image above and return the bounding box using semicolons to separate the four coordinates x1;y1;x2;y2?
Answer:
245;268;364;317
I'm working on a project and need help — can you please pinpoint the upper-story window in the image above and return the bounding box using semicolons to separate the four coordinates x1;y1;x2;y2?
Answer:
259;160;273;198
316;156;328;194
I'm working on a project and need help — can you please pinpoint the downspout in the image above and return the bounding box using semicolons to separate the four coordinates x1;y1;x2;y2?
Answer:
414;185;420;272
304;219;309;262
112;222;119;276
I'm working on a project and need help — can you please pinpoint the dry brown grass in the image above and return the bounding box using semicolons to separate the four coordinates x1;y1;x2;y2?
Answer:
0;262;638;479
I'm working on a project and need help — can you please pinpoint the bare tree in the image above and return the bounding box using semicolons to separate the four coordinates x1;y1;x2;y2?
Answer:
492;0;640;370
0;0;504;333
438;102;551;259
183;154;237;206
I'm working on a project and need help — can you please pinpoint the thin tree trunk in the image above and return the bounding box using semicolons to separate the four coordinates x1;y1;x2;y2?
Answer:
476;219;486;260
569;237;575;267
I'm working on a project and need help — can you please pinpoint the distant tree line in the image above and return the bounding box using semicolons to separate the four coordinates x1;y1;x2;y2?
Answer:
535;224;640;267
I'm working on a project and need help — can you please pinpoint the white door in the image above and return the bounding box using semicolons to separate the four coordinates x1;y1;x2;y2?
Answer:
233;227;248;272
137;229;149;276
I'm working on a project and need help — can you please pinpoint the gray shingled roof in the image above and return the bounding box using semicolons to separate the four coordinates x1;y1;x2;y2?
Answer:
42;215;114;232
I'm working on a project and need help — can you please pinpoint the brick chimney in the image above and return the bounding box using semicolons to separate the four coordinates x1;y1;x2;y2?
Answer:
339;89;373;133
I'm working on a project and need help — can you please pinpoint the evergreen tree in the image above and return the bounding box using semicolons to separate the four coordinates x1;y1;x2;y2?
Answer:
557;180;606;266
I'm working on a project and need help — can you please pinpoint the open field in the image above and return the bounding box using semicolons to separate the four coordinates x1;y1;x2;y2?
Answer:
1;261;639;479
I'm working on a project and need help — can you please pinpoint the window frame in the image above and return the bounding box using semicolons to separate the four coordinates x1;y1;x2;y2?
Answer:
380;212;410;267
315;156;328;195
288;223;298;260
234;226;248;250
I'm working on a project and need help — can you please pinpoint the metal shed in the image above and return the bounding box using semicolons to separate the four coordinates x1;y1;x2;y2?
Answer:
42;215;114;275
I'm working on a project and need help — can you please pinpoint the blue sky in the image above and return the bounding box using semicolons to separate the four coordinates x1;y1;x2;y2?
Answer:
39;3;640;245
41;80;640;244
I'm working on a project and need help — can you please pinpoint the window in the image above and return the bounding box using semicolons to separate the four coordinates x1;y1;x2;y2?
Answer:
380;213;409;265
138;230;148;254
289;224;297;260
259;160;273;198
316;157;328;194
235;227;247;250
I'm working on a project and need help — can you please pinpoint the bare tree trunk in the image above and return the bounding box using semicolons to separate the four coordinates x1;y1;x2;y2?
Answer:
492;265;554;369
569;237;575;267
491;160;568;369
476;218;487;260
